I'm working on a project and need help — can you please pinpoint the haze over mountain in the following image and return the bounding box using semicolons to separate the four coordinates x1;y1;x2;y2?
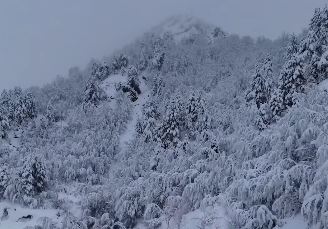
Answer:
0;0;327;91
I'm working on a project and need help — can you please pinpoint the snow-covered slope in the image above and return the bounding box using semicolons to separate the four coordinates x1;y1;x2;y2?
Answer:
100;73;127;102
318;78;328;91
100;72;150;153
281;215;307;229
0;201;62;229
180;205;231;229
119;76;150;153
135;205;231;229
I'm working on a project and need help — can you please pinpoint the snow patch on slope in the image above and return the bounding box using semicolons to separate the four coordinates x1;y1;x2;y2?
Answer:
281;215;307;229
135;205;231;229
0;201;62;229
119;77;150;152
180;205;231;229
101;74;127;101
58;192;82;219
319;78;328;91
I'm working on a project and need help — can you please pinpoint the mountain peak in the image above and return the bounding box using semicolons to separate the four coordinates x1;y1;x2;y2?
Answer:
153;15;226;42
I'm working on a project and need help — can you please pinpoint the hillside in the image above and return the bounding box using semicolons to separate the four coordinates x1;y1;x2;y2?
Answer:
1;7;328;229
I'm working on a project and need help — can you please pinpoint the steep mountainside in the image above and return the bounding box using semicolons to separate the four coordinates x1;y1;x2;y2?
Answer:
1;7;328;229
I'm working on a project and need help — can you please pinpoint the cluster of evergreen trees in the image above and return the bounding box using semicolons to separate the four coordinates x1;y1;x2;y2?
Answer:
0;87;36;138
247;7;328;131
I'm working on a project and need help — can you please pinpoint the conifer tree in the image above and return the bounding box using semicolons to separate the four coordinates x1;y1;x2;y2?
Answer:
137;101;160;143
270;35;304;118
83;77;107;110
0;114;9;139
246;56;274;127
300;7;328;82
19;156;47;198
156;98;184;149
152;38;165;71
127;65;141;95
45;98;57;123
185;92;208;139
112;54;129;73
0;165;9;198
91;62;111;81
246;56;273;109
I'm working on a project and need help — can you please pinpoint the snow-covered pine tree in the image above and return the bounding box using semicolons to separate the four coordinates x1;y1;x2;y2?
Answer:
136;101;160;143
9;88;37;126
156;98;184;149
246;56;273;127
0;90;10;117
127;65;141;95
91;62;111;81
18;156;48;199
45;97;57;123
21;92;37;122
152;76;164;97
0;90;14;124
185;92;208;140
285;34;299;60
301;6;328;82
268;89;284;119
83;76;107;110
278;54;305;109
152;38;165;71
112;54;129;73
0;90;11;138
0;111;9;139
117;65;141;102
246;56;273;109
0;165;9;198
270;35;304;119
138;47;149;72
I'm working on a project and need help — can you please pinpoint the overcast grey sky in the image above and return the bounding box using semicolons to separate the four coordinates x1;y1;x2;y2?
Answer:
0;0;327;90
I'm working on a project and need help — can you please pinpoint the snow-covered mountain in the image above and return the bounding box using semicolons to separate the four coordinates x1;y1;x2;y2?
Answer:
152;15;226;42
1;6;328;229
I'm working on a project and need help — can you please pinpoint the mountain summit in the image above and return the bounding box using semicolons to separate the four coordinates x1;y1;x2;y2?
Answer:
152;15;226;42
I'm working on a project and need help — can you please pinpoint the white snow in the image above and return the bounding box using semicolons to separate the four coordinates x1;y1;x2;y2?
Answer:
7;130;21;149
135;205;231;229
58;192;82;218
281;215;307;229
101;72;150;152
318;78;328;91
180;205;231;229
101;74;127;101
119;77;150;152
0;201;62;229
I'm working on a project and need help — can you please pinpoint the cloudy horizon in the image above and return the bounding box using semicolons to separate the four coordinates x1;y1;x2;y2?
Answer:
0;0;326;90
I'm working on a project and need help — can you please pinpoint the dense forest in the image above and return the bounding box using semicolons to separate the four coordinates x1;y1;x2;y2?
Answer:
1;7;328;229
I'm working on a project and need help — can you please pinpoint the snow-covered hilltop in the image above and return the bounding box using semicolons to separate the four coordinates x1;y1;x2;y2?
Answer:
152;15;226;42
1;7;328;229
